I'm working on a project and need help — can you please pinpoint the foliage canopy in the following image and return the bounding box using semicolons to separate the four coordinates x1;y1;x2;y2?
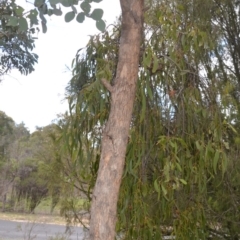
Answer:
62;0;240;238
0;0;38;79
1;0;240;239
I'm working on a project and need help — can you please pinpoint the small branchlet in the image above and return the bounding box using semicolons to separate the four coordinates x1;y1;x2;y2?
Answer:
101;78;114;92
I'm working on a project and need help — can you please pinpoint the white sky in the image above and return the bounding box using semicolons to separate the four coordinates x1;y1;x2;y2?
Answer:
0;0;120;132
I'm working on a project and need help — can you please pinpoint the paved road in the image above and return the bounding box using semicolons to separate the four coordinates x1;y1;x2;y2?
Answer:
0;219;87;240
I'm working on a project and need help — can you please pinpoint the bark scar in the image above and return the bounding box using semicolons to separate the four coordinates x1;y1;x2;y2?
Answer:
106;134;118;156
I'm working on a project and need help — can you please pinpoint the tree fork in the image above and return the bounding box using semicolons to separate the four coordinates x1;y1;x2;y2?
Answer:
88;0;144;239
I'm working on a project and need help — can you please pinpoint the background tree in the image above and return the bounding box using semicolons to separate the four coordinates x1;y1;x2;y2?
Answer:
12;124;63;213
0;118;64;213
0;111;15;211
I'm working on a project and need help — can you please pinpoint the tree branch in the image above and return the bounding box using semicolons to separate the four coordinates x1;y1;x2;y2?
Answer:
101;78;114;92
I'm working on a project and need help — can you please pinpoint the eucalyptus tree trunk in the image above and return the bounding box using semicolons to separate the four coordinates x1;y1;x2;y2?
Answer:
88;0;144;239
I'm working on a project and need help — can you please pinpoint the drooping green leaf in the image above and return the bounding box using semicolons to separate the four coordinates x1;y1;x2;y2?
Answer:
71;5;77;14
80;2;91;14
142;184;148;197
96;19;105;32
213;150;220;174
90;9;103;21
176;162;182;172
6;16;18;27
221;153;228;176
39;12;47;24
154;179;160;193
161;183;168;196
41;21;47;33
76;12;85;23
140;87;146;123
42;3;48;14
226;122;237;134
65;11;75;23
152;54;159;73
18;17;28;32
143;51;152;68
179;179;187;185
146;79;153;100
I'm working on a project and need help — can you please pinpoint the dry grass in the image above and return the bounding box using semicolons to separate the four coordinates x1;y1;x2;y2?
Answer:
0;212;66;225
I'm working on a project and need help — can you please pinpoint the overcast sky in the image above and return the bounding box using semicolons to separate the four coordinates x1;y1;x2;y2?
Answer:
0;0;120;132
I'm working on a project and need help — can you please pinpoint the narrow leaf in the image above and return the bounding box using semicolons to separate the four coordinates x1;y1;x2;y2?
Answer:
146;79;153;100
161;184;168;196
143;51;152;68
41;21;47;33
140;88;146;123
152;54;158;73
42;3;48;14
39;12;46;24
213;150;220;174
221;153;228;176
154;180;160;193
179;179;187;185
176;162;182;172
71;5;77;14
